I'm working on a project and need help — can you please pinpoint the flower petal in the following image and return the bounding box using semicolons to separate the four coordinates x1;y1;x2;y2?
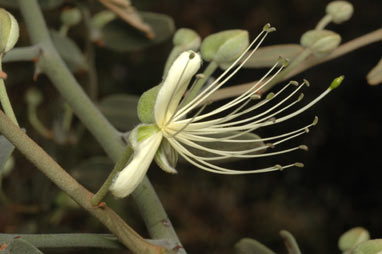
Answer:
110;127;163;198
154;50;202;126
154;139;178;174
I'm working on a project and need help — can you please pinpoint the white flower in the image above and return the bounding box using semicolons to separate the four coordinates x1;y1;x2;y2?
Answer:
110;25;342;198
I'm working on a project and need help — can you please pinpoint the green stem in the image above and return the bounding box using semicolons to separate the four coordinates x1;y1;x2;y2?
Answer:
3;45;41;63
182;61;218;106
0;110;163;254
16;0;185;251
0;59;19;126
315;14;332;30
91;145;133;206
280;230;302;254
27;103;52;139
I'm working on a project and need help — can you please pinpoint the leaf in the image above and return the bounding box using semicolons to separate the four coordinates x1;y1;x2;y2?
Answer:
0;135;15;177
367;58;382;86
102;12;175;52
71;157;114;190
182;132;266;164
234;238;275;254
243;44;304;68
99;0;154;38
99;94;140;131
352;239;382;254
3;238;44;254
50;30;89;72
0;0;63;9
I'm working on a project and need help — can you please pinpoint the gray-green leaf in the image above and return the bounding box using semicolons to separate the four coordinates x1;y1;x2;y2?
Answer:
2;238;44;254
99;94;140;131
0;0;63;9
50;30;88;72
0;135;14;176
102;12;175;52
234;238;275;254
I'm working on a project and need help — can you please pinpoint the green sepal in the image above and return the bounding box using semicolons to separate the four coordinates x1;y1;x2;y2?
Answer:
154;139;178;174
137;84;161;123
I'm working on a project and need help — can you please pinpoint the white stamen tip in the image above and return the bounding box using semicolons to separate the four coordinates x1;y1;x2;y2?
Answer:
294;162;304;168
266;92;275;100
267;143;275;149
312;116;319;125
304;127;310;133
303;79;310;87
289;80;299;86
263;23;276;33
275;164;283;171
298;93;304;101
299;145;309;151
251;94;261;100
196;73;205;79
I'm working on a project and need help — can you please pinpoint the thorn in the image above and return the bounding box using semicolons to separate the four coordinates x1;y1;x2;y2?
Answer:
0;71;8;80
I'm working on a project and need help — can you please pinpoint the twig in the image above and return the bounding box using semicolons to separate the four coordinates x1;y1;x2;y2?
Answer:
16;0;185;252
0;110;162;254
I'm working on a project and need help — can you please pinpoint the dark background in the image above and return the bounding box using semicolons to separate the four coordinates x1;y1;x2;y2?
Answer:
1;0;382;253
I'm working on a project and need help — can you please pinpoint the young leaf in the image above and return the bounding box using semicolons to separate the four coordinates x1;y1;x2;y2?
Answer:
102;12;175;52
99;94;140;131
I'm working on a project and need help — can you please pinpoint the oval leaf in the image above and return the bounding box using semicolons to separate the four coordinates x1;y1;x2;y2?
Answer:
3;238;44;254
0;0;63;9
99;94;140;131
0;135;14;176
243;44;304;68
50;30;88;72
367;58;382;86
234;238;275;254
102;12;175;52
71;156;113;190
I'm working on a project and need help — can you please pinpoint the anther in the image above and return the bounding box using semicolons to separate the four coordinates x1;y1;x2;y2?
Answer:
303;79;310;87
299;145;309;151
294;162;304;168
304;127;310;133
312;116;319;126
289;80;299;86
297;93;304;101
263;23;276;33
267;143;275;149
195;73;205;79
251;94;261;100
275;164;283;171
266;92;275;100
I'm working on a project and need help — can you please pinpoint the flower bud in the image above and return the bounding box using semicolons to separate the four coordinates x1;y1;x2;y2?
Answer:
300;29;341;57
60;8;82;27
352;239;382;254
0;8;19;54
201;29;249;69
173;28;201;52
338;227;370;252
25;88;43;107
326;1;354;24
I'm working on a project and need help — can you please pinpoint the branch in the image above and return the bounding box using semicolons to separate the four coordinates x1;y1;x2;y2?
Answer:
209;28;382;101
15;0;185;251
0;110;162;254
3;45;41;63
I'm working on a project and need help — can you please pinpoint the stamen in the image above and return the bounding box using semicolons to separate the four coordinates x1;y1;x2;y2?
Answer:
174;27;273;120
